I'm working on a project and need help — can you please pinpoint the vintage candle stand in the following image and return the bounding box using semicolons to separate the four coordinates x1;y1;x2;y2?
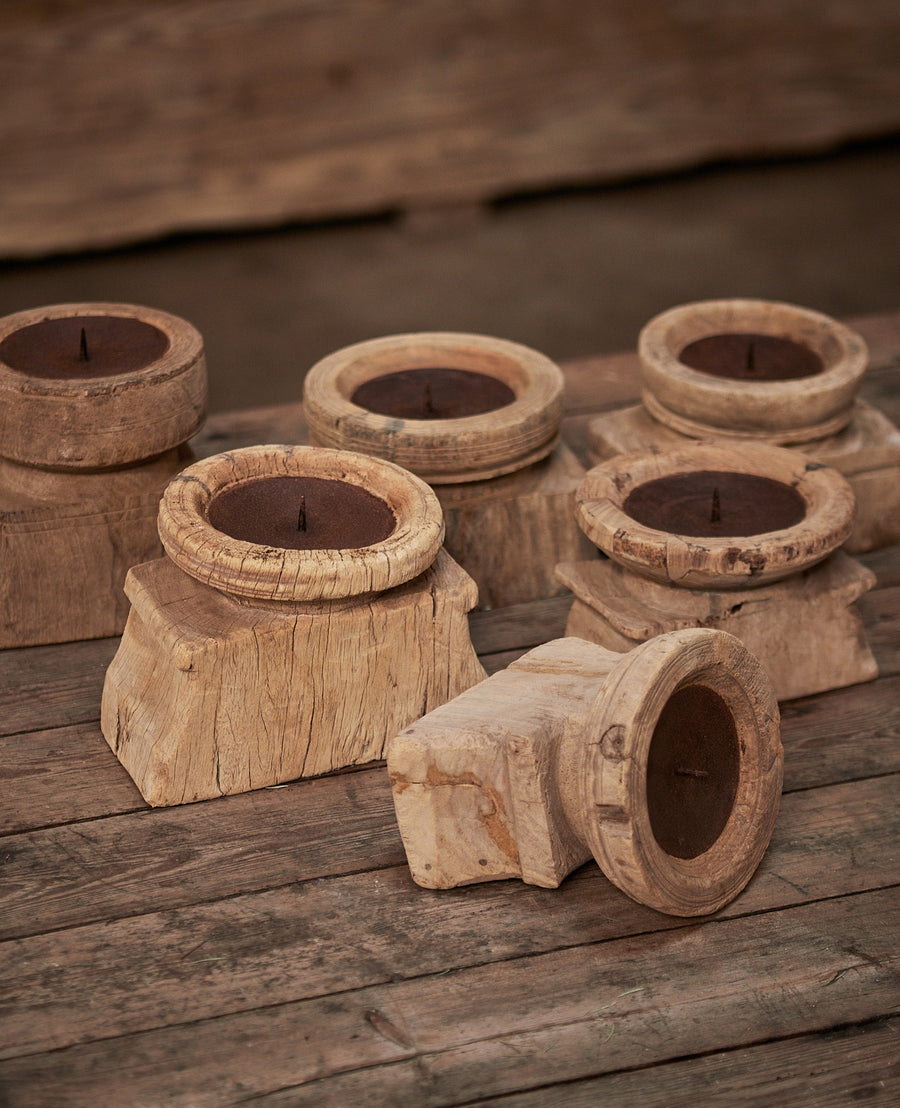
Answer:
303;331;596;608
101;444;486;806
388;627;783;917
0;302;206;647
587;298;900;552
555;441;878;702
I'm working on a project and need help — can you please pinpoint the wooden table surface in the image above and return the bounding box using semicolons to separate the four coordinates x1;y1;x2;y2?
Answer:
2;314;899;1106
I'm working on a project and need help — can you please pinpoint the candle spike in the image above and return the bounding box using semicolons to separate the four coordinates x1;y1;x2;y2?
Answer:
675;766;710;779
79;326;90;362
745;339;755;375
424;379;435;417
297;494;307;532
711;486;721;524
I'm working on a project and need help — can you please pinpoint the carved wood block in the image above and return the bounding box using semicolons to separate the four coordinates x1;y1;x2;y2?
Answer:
0;450;189;648
388;628;783;917
304;332;596;607
557;552;878;702
0;302;206;647
101;445;486;806
434;442;596;608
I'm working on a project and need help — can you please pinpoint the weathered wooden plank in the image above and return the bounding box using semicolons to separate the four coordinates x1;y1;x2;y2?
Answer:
0;722;145;834
0;775;895;1060
467;594;572;655
859;544;900;589
0;888;895;1107
859;584;900;676
0;766;403;942
778;672;900;790
0;636;118;737
3;2;899;258
279;1016;900;1107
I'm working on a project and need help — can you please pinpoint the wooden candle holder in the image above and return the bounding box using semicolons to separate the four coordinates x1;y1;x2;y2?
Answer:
587;299;900;552
0;302;206;647
101;445;486;806
388;627;783;917
303;332;596;608
556;442;878;702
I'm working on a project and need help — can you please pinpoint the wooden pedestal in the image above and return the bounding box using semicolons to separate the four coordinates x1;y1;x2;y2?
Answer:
588;400;900;553
102;547;485;806
0;302;207;646
556;551;878;702
434;442;596;608
0;448;190;648
388;628;783;917
101;444;486;806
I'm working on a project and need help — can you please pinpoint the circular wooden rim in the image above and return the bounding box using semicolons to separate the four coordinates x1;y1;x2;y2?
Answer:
158;445;445;602
583;628;783;916
576;441;856;589
303;332;564;483
638;299;868;440
0;302;207;469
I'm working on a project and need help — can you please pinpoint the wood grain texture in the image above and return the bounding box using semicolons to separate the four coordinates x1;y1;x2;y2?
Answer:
560;551;879;701
638;299;868;441
304;332;564;483
389;629;783;915
0;889;895;1106
392;1018;900;1107
435;443;597;607
0;449;188;648
575;441;858;589
102;547;485;804
0;775;896;1064
2;2;899;256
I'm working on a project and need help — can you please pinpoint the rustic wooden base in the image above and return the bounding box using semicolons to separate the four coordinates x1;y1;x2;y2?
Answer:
436;441;597;608
556;551;878;701
0;448;188;648
101;548;486;806
389;629;783;916
587;399;900;553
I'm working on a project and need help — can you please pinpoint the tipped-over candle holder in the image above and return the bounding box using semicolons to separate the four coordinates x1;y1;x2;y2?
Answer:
303;332;596;608
388;627;783;917
0;302;206;647
101;444;486;806
556;441;878;701
587;299;900;552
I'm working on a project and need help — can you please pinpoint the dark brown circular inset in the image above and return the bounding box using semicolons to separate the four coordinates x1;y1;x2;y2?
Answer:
351;367;516;420
623;470;807;537
646;684;741;859
0;316;171;379
679;333;824;381
207;476;396;551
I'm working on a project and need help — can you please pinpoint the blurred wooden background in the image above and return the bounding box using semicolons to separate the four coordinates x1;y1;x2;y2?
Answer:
3;0;899;259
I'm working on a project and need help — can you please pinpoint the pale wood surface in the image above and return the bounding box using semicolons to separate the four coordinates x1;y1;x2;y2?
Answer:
2;2;899;257
0;312;897;1105
389;629;783;916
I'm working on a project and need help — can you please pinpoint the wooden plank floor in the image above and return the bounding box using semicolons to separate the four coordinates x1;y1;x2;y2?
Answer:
1;314;898;1106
